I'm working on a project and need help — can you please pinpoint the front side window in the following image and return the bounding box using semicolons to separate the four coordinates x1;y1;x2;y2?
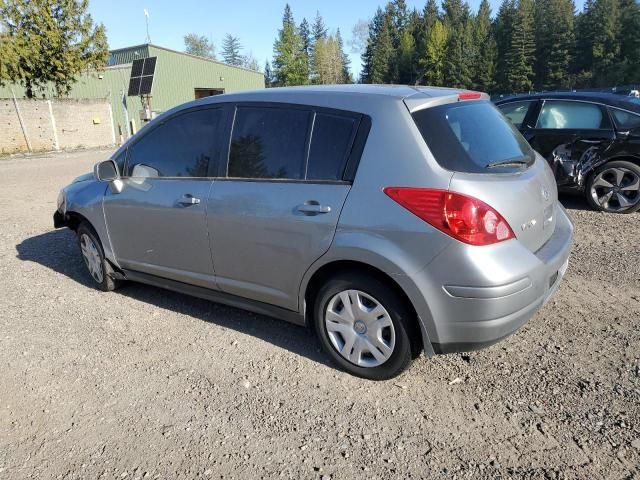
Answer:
536;101;610;130
497;100;535;128
228;106;311;179
127;108;222;178
610;108;640;130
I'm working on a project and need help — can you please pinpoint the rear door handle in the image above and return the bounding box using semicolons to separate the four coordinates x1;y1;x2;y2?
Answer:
178;194;201;206
295;202;331;215
580;139;604;144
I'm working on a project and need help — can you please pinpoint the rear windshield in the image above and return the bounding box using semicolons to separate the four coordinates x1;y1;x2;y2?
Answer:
412;101;534;173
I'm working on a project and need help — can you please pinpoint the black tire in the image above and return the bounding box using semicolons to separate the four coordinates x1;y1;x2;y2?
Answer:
313;272;415;380
585;160;640;213
76;222;119;292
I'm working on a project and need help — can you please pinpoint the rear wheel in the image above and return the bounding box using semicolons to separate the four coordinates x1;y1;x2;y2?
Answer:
77;222;118;291
586;160;640;213
313;272;414;380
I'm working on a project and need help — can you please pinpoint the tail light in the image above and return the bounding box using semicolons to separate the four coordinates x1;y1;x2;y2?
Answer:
458;91;483;101
383;187;515;246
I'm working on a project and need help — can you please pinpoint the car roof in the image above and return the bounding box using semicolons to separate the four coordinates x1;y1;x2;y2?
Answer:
495;91;640;113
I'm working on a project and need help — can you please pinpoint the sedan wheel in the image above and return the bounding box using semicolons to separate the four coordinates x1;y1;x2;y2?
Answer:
589;164;640;213
80;233;104;283
324;289;396;368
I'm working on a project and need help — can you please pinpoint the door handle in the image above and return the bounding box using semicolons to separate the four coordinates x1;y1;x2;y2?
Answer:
295;202;331;215
580;139;603;144
178;194;201;206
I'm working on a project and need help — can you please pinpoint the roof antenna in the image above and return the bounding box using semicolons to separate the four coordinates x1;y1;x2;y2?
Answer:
144;9;151;43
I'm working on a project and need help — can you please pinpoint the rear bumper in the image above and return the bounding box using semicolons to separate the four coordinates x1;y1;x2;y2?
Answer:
409;204;573;353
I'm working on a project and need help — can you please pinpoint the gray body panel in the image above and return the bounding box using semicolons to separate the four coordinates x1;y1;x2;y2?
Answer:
56;84;574;356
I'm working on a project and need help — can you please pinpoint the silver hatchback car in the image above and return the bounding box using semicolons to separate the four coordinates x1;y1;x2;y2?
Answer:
55;85;573;380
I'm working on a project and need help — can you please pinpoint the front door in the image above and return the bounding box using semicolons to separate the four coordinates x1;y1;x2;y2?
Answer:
103;106;224;287
207;104;362;311
522;100;616;186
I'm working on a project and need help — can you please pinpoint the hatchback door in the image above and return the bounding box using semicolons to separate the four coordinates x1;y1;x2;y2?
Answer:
206;104;365;311
411;99;558;252
103;107;225;287
522;100;616;186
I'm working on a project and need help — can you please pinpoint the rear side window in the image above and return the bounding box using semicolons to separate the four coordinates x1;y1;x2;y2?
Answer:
127;108;222;177
307;113;357;180
610;108;640;130
536;101;610;129
412;101;533;173
498;100;535;128
228;106;311;179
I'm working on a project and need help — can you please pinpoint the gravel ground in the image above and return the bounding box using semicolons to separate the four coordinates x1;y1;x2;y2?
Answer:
0;149;639;480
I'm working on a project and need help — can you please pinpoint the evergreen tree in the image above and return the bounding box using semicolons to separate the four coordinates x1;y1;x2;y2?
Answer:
505;0;536;92
422;20;448;85
361;7;385;83
472;0;497;91
616;0;640;84
312;11;328;42
264;60;275;87
221;34;243;66
335;29;352;83
184;34;216;59
272;4;308;86
442;0;473;88
0;0;108;98
398;28;417;84
534;0;575;89
299;18;312;82
313;34;350;84
369;10;395;83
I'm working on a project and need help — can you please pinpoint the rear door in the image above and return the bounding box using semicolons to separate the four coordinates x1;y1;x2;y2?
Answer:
522;100;616;186
206;104;364;311
103;107;224;288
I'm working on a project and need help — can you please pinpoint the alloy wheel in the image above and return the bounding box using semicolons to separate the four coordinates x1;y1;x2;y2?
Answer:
324;289;396;368
80;233;104;283
590;167;640;212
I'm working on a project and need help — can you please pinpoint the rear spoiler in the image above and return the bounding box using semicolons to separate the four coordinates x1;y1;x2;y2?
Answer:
404;89;490;113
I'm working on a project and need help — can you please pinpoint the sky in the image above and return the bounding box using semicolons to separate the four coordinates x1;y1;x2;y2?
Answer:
89;0;587;76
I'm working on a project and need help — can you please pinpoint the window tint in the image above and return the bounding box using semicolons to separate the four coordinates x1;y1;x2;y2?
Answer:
127;108;222;178
228;106;311;179
307;113;357;180
498;101;535;128
412;101;534;174
610;108;640;130
536;101;609;129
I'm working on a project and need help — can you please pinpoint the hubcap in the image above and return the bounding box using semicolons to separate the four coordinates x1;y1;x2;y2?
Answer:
80;233;103;283
590;167;640;212
324;289;396;368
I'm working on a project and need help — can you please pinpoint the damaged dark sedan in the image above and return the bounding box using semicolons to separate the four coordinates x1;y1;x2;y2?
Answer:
496;92;640;213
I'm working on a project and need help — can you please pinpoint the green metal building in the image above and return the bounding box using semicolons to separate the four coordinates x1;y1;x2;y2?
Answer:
0;43;265;139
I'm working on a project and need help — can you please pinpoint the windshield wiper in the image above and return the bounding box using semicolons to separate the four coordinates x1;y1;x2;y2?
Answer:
485;157;531;169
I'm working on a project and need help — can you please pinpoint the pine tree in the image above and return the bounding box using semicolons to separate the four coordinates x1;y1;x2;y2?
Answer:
335;29;352;83
312;11;328;42
472;0;497;92
369;10;395;84
361;7;385;83
442;0;473;88
0;0;108;98
506;0;536;92
616;0;640;84
423;20;448;86
272;4;308;86
264;60;274;87
398;29;417;84
494;0;518;92
221;34;243;66
298;18;312;82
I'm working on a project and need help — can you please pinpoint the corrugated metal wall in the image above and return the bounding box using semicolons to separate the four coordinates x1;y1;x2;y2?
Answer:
0;43;265;143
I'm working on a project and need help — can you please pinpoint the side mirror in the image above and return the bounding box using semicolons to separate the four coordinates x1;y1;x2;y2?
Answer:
95;159;119;181
94;160;124;194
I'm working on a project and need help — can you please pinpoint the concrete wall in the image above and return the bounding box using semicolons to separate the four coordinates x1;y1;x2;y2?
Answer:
0;98;114;155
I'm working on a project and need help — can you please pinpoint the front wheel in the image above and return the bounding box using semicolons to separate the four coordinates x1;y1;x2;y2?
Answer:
313;273;415;380
586;160;640;213
77;222;118;291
